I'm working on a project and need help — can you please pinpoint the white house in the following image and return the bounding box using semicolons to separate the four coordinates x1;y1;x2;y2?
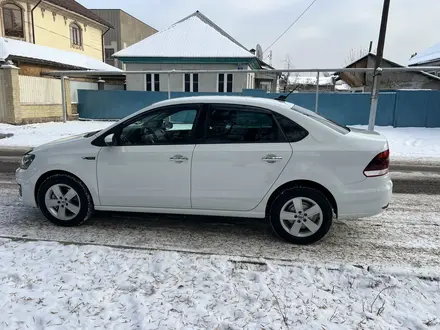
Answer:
113;11;277;93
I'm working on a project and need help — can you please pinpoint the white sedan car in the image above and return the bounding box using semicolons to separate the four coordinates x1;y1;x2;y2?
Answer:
16;96;392;244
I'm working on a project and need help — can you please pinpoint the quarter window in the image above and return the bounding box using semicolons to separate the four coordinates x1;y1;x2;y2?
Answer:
205;105;284;143
146;73;160;91
3;3;24;38
273;113;309;142
118;106;199;146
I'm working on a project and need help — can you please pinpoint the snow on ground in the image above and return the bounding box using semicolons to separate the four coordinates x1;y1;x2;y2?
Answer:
351;125;440;161
0;121;439;161
0;238;439;330
0;121;113;148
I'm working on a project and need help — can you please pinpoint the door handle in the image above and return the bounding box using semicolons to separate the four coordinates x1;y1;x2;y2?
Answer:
170;155;188;163
262;155;283;163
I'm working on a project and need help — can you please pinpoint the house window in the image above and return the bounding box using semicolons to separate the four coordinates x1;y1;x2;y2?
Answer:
3;3;24;38
184;73;199;92
218;74;233;93
70;23;82;47
105;48;115;65
146;73;160;91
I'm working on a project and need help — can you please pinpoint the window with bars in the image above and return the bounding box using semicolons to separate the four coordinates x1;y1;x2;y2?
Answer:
3;3;24;38
146;74;160;91
218;74;233;93
184;74;199;92
70;23;82;47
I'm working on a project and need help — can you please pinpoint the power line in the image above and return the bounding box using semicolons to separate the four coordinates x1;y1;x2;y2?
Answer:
16;18;105;53
263;0;318;54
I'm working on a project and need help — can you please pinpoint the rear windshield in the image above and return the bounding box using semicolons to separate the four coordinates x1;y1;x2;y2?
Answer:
287;103;350;135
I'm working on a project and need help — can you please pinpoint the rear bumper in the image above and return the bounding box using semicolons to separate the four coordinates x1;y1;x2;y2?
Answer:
337;174;393;219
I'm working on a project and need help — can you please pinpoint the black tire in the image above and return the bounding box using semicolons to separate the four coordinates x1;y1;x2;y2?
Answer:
269;187;333;245
37;174;94;226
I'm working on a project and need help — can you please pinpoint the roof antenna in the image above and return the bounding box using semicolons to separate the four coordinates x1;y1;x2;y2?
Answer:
275;85;299;101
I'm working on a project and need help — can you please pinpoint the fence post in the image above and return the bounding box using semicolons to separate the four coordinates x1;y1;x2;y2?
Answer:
167;73;171;99
61;75;67;123
315;71;320;113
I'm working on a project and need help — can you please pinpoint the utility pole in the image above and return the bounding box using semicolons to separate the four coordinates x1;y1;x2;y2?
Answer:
368;0;391;131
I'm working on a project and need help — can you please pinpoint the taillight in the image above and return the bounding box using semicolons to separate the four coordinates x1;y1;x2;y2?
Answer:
363;149;390;177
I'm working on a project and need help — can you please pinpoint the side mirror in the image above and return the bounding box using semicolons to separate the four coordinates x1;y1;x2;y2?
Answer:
104;133;115;146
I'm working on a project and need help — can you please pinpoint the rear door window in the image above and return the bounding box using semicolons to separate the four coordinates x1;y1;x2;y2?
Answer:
205;104;285;143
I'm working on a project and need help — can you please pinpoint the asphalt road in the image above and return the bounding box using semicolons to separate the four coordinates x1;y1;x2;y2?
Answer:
0;172;439;274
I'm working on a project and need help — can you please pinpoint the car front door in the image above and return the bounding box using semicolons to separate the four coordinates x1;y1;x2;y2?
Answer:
96;104;201;208
191;104;293;211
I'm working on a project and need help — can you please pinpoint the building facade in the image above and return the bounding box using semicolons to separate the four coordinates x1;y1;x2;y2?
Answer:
91;9;157;69
338;53;440;91
114;11;276;93
0;0;112;61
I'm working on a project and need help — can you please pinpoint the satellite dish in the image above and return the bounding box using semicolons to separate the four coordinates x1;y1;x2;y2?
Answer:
255;44;263;61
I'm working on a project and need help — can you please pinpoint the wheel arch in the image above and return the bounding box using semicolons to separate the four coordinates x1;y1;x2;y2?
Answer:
265;180;338;217
34;170;93;206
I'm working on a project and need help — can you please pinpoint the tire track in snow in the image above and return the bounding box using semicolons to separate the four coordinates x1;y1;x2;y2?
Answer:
0;179;439;272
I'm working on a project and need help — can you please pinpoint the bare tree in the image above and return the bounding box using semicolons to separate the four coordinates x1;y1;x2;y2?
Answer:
345;47;369;65
279;54;300;92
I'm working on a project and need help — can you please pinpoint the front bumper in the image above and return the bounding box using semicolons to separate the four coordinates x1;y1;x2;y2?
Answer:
16;167;38;207
337;175;393;219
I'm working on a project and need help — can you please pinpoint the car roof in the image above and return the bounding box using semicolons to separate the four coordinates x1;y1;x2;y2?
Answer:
152;96;290;109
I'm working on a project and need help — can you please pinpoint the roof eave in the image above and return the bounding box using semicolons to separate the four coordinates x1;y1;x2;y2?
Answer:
42;0;113;29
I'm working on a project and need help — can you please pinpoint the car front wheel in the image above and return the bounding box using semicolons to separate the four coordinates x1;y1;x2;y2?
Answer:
37;174;94;226
269;187;333;244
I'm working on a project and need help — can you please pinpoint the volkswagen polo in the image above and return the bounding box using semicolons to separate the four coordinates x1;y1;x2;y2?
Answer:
16;96;392;244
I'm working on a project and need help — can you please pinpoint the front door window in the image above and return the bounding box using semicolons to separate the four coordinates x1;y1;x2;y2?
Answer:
118;106;199;146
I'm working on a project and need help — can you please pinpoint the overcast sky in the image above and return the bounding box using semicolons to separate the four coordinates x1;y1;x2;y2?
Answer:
79;0;439;69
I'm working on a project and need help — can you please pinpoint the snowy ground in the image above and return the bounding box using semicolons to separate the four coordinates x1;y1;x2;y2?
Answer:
352;125;440;162
0;121;113;148
1;238;439;330
0;121;439;161
1;172;439;274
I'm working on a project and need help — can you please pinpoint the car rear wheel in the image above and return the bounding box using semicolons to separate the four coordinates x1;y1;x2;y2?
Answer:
37;174;93;226
269;187;333;244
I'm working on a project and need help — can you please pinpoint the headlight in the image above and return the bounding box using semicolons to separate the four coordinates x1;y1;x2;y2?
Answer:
20;153;35;170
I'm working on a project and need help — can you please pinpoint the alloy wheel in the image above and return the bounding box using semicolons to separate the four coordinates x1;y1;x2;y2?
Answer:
279;197;323;238
44;184;81;221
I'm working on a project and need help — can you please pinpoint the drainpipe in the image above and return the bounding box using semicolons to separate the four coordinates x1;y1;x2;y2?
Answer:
31;0;43;43
101;26;111;62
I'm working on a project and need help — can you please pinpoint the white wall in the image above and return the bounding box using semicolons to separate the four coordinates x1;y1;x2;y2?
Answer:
125;63;250;93
70;81;98;104
70;81;124;103
19;76;61;104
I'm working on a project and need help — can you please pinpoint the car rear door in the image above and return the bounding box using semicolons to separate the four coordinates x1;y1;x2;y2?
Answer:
191;104;293;211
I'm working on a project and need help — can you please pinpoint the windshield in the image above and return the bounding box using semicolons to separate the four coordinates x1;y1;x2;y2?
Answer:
287;102;350;134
